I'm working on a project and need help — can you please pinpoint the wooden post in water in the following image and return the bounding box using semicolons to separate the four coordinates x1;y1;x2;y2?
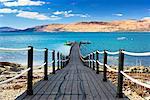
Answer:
116;49;124;98
57;52;60;70
93;52;95;70
27;46;33;95
44;48;48;80
96;51;99;74
52;50;55;74
103;50;107;82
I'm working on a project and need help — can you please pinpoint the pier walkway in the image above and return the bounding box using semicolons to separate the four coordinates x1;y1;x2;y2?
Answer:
16;43;128;100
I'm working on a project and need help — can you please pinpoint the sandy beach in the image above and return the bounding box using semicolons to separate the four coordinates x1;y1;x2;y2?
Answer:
0;62;55;100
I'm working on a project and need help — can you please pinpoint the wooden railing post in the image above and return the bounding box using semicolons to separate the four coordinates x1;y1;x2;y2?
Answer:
62;56;64;68
65;56;68;66
27;46;33;95
90;53;92;68
96;51;99;74
93;52;95;70
64;56;66;67
88;54;90;67
103;50;107;82
57;52;60;70
60;53;63;69
116;50;124;98
52;50;55;74
44;48;48;80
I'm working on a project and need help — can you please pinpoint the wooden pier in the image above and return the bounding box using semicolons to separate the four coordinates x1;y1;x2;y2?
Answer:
16;43;128;100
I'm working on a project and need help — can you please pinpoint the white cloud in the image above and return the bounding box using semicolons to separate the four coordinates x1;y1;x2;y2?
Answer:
3;0;45;7
53;10;89;18
50;15;61;20
16;11;61;20
0;8;18;13
16;11;50;20
0;14;4;17
53;10;72;15
142;17;150;20
113;13;123;17
0;0;12;2
0;8;61;20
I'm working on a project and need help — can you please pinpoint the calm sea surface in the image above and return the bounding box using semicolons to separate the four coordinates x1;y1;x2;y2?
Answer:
0;32;150;66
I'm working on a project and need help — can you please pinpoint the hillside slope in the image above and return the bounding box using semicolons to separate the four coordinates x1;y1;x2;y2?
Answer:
32;19;150;32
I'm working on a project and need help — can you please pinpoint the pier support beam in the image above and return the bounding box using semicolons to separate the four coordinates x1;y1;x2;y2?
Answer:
92;52;95;70
60;53;63;69
96;51;99;74
116;50;124;98
90;54;92;68
57;52;60;70
52;50;55;74
27;46;33;95
103;50;107;82
44;48;48;80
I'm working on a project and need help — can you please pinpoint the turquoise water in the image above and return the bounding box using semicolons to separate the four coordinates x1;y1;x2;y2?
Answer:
0;32;150;66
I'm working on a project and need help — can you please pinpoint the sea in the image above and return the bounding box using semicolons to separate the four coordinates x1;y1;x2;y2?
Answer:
0;32;150;67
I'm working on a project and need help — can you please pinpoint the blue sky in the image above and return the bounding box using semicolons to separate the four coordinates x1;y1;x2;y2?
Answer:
0;0;150;29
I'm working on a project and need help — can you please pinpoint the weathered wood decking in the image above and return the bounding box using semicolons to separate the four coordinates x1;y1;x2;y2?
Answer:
16;43;128;100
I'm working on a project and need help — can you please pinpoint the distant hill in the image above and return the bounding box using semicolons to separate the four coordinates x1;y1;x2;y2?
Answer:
27;19;150;32
0;27;19;32
1;19;150;32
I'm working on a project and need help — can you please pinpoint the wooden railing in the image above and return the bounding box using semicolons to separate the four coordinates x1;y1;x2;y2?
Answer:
80;49;150;98
0;45;72;95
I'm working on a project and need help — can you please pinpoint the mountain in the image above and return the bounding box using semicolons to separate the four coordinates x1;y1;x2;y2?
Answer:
27;19;150;32
0;27;19;32
1;19;150;32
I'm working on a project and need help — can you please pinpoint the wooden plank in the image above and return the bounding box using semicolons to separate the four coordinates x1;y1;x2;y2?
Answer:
77;66;86;100
63;66;74;100
46;66;71;100
16;73;54;100
40;70;68;99
31;68;68;98
84;67;101;100
81;68;93;100
70;66;78;100
88;68;116;100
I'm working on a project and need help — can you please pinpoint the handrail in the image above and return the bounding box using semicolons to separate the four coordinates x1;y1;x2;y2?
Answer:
97;50;104;54
97;61;104;66
79;44;150;98
105;51;119;55
61;59;69;62
122;51;150;56
34;48;46;52
105;64;118;72
0;45;72;96
0;68;31;85
50;60;54;64
0;47;31;51
34;62;46;69
120;71;150;89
